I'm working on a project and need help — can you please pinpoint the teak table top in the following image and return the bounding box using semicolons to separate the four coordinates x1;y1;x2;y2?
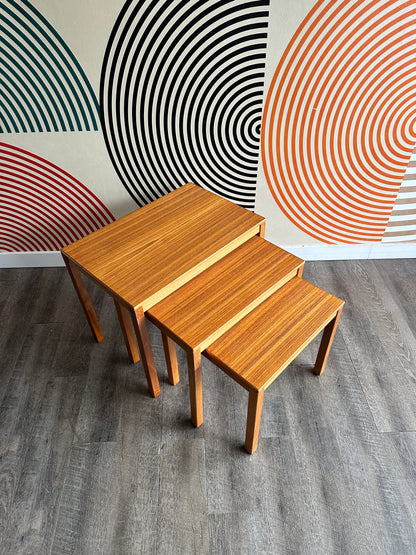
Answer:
147;236;304;351
205;277;345;392
62;183;265;311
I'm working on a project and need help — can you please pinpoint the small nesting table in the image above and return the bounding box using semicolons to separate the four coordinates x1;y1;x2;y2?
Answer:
61;183;265;398
205;277;344;453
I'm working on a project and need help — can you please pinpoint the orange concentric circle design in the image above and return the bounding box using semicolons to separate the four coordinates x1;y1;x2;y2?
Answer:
261;0;416;244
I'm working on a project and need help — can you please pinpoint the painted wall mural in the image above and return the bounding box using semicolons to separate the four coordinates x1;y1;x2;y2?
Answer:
0;143;114;252
0;0;415;256
261;0;416;244
383;146;416;242
101;0;269;208
1;0;100;133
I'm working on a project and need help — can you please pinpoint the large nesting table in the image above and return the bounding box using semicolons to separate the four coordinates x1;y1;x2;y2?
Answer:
61;183;265;397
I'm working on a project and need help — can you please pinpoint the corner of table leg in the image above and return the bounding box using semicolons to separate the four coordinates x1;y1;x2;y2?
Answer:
162;332;180;385
114;299;140;363
131;306;161;398
62;254;104;343
313;306;343;376
245;387;265;454
187;348;203;428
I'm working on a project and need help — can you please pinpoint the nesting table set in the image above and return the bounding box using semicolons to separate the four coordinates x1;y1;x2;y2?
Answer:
62;183;344;453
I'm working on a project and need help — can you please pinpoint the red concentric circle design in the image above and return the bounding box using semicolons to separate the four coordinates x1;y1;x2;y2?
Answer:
0;143;114;252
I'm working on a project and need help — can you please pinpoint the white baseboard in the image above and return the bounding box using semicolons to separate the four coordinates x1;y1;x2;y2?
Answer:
0;243;415;268
0;251;65;268
286;243;416;260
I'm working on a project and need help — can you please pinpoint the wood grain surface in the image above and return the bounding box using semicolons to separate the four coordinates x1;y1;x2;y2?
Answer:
62;183;265;310
147;236;303;351
157;439;210;554
205;277;344;392
306;259;416;433
1;262;415;554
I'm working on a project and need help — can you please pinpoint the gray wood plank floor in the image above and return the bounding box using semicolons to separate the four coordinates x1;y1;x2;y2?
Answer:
0;260;415;554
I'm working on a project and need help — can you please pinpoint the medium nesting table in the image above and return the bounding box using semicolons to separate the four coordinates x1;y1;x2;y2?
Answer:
61;183;265;398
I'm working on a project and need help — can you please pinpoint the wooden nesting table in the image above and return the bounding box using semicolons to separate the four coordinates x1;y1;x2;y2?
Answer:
204;278;344;453
61;183;265;397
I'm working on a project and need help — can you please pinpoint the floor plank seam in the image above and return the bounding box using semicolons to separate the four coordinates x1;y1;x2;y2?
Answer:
46;439;76;553
338;324;380;433
379;430;416;435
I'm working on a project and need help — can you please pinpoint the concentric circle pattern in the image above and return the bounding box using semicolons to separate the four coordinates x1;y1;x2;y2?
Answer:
0;143;114;252
100;0;269;207
261;0;416;244
1;0;100;133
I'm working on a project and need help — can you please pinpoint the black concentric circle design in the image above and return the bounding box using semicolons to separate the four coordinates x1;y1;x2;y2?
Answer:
100;0;270;207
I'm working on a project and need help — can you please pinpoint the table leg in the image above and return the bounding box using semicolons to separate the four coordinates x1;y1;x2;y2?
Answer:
162;332;180;385
114;300;140;363
187;348;203;427
245;388;264;454
313;307;343;376
131;307;161;398
258;221;266;238
62;255;104;343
